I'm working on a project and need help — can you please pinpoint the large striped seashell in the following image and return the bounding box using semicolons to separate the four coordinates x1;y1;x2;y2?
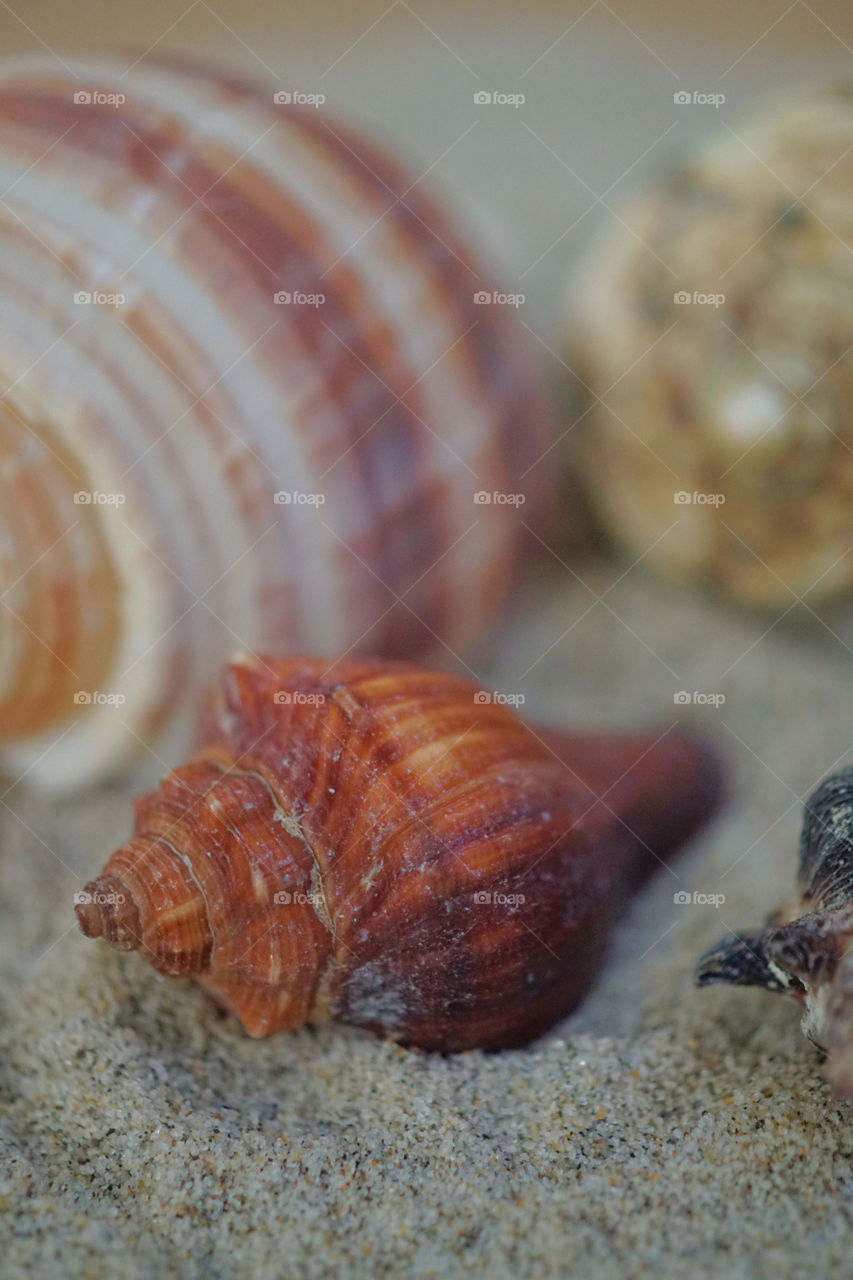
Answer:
0;54;552;789
76;654;723;1051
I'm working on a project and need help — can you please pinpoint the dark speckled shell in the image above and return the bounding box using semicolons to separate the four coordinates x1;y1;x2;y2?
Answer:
697;766;853;1095
797;769;853;909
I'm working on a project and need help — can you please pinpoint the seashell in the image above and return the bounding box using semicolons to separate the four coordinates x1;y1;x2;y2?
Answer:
697;766;853;1097
76;654;722;1051
0;53;552;790
571;90;853;610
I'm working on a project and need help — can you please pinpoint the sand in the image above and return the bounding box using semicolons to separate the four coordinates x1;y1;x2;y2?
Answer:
3;562;853;1279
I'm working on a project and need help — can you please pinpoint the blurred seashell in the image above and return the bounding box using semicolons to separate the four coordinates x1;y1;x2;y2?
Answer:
571;90;853;609
0;54;552;789
76;654;722;1051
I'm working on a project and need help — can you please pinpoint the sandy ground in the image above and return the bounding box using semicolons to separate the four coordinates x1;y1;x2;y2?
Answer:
4;562;853;1279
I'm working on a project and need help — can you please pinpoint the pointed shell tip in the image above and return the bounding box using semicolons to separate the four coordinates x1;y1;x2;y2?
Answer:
74;874;141;951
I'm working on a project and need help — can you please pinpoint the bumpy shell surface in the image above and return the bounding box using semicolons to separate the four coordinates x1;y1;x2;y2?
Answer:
697;766;853;1097
76;655;722;1051
0;54;551;789
572;90;853;609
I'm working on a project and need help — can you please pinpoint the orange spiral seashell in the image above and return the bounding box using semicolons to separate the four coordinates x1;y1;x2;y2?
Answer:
76;655;722;1051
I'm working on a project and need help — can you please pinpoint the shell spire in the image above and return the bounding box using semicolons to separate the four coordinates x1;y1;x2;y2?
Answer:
76;833;214;976
77;655;722;1050
75;874;142;951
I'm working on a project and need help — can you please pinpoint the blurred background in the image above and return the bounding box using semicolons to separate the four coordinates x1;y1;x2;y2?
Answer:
6;0;853;332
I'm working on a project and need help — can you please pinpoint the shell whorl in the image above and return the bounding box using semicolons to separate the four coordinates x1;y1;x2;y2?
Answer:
77;655;722;1050
0;53;552;789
